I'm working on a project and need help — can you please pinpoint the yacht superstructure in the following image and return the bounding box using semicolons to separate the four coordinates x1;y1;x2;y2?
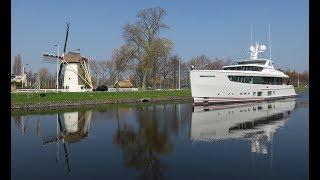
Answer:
190;43;297;105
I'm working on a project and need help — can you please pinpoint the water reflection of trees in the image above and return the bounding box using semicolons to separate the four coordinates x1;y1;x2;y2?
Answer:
294;99;308;111
12;115;32;135
113;104;183;179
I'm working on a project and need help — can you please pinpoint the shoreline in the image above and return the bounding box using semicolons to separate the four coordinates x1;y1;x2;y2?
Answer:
11;98;192;115
11;96;192;112
11;88;308;112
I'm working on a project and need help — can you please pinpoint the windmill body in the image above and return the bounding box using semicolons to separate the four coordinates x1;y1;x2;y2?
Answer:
63;63;81;92
62;52;93;92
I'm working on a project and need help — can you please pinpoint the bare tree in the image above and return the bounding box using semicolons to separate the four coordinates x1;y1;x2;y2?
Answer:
12;54;22;75
300;70;309;86
188;55;234;70
123;7;170;90
158;56;171;89
97;60;108;85
26;70;33;88
283;69;309;87
180;62;190;88
208;57;234;69
105;60;117;86
170;54;180;89
112;44;135;82
38;68;50;88
89;60;101;87
149;38;173;89
32;73;38;88
188;55;211;70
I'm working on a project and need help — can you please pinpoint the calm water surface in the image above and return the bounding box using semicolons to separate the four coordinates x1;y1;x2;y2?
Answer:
11;93;309;180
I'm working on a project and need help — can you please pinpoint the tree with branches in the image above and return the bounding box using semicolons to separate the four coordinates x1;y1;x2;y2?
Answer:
122;7;170;90
12;54;22;75
112;44;135;82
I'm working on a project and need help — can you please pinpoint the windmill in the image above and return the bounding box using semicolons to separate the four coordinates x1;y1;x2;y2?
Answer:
43;23;93;92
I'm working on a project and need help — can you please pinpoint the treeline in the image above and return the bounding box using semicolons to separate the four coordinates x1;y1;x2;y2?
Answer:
17;57;307;90
89;54;235;89
25;68;56;89
12;55;57;88
282;69;309;87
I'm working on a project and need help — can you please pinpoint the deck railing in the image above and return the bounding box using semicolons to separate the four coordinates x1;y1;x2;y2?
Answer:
107;88;139;92
13;89;69;93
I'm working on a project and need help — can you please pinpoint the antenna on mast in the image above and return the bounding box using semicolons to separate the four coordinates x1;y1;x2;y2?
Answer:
268;24;271;60
250;24;253;46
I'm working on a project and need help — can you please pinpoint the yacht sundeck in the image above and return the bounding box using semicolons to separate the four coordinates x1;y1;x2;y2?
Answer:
190;43;297;105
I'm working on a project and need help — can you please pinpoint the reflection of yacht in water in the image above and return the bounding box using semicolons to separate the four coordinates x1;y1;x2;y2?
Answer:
190;99;295;154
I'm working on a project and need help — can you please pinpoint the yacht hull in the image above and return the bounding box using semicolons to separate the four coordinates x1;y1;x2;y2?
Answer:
190;70;297;105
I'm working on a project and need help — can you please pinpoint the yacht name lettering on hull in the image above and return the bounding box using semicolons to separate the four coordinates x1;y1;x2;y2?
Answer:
200;75;215;78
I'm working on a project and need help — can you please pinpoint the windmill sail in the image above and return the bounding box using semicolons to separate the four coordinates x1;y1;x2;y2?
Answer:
58;22;70;88
63;23;70;54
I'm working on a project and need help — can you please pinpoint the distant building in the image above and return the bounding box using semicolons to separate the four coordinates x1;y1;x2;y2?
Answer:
11;73;27;87
114;80;134;88
11;82;17;91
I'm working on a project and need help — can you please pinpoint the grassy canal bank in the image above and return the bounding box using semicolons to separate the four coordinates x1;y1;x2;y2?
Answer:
294;86;309;93
11;87;308;111
11;89;192;110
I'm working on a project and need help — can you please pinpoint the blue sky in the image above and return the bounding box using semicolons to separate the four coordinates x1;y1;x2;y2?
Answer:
11;0;308;72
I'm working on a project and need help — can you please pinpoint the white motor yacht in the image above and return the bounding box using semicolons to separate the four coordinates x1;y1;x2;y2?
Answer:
190;43;297;105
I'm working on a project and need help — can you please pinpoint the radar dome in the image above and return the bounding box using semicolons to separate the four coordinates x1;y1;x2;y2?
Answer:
259;45;266;51
249;46;255;52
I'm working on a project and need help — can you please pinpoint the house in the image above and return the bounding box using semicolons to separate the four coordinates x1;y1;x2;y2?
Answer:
11;73;27;88
11;73;27;84
11;82;17;91
114;80;134;88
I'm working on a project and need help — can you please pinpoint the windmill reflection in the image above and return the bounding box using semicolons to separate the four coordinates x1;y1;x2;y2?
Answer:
191;99;296;154
113;105;180;180
41;111;93;173
41;111;93;144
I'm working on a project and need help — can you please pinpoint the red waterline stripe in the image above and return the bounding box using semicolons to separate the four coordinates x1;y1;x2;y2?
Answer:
195;97;265;100
208;99;264;102
194;98;264;102
208;97;264;100
208;100;264;103
195;95;296;102
208;98;264;101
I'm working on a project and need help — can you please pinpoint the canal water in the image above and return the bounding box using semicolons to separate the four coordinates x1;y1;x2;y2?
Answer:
11;93;309;180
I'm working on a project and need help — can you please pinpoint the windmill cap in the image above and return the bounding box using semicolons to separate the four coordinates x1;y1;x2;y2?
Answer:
64;52;88;63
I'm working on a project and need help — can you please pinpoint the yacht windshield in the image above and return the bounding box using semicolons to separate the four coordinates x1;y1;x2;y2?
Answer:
223;66;263;71
237;60;266;65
